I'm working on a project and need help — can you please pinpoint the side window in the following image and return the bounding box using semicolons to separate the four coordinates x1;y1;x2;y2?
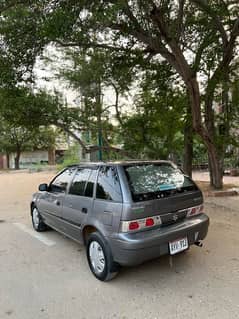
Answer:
69;168;91;196
50;168;75;193
96;166;122;202
84;169;98;197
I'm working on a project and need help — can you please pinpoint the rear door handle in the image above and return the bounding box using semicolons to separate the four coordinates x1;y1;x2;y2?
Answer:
81;207;88;214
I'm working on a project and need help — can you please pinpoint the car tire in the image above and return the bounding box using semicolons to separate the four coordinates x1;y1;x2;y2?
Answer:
31;207;48;232
86;232;119;281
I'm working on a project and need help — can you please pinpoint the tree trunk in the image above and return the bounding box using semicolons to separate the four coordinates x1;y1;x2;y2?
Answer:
183;126;193;177
208;153;213;187
204;142;222;189
14;150;21;170
183;99;193;177
48;147;55;165
187;77;223;189
6;153;10;169
207;148;223;189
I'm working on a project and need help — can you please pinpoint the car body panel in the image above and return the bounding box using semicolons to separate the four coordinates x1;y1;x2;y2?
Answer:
36;191;66;232
119;190;203;220
62;194;94;242
91;198;123;236
109;214;209;265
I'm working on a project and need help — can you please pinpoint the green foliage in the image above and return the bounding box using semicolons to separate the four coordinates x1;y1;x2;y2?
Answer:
121;63;186;161
0;115;57;169
0;119;56;153
0;1;48;85
0;0;239;187
192;138;208;168
122;96;185;160
0;87;63;127
57;144;80;170
0;86;58;168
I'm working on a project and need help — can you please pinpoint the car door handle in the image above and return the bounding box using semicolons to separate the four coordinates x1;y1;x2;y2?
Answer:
81;207;88;214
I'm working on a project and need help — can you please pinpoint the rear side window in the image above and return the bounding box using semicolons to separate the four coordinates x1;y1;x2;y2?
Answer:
69;168;92;196
85;169;98;197
96;166;122;202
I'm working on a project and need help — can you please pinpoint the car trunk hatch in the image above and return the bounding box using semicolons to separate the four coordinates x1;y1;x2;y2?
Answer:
121;190;203;221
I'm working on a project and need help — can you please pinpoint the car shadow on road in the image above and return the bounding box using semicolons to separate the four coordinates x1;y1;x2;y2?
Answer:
41;227;210;286
114;247;205;285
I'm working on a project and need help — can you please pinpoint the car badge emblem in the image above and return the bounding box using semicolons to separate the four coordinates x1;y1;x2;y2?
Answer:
172;214;178;221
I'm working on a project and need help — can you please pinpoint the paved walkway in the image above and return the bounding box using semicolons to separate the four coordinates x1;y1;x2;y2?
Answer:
192;171;239;212
193;171;239;186
1;170;239;319
205;195;239;212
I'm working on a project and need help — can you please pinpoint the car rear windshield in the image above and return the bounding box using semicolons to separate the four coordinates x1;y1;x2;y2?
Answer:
124;163;198;202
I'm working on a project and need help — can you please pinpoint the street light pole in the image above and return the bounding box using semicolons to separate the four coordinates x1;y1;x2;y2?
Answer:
98;128;103;161
96;81;103;161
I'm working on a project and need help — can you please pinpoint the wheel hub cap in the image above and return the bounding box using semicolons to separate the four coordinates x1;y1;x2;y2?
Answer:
89;241;105;274
32;208;40;228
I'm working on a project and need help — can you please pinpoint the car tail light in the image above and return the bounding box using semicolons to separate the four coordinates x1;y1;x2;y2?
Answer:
187;204;204;217
191;207;197;215
145;218;154;227
129;221;139;230
120;215;161;233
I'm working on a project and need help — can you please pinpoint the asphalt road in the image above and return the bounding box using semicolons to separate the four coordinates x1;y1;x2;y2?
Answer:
0;171;239;319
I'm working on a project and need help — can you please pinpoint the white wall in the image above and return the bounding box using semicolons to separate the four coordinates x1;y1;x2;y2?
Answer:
9;150;48;169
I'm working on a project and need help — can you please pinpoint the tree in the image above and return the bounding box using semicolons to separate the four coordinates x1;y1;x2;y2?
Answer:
0;83;125;159
60;48;136;156
0;1;47;87
0;118;56;169
36;0;238;188
122;82;185;161
123;61;193;175
1;1;239;187
0;86;85;145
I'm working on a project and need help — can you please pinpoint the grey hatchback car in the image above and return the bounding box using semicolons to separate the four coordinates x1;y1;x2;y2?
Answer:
31;161;209;281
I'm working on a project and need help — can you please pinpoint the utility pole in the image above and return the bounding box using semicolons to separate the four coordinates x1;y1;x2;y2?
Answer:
96;80;103;161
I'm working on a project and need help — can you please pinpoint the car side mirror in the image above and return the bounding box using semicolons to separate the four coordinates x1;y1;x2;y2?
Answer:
39;183;48;192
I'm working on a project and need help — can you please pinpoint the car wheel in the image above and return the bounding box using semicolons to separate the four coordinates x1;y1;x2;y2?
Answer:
32;207;48;232
86;232;119;281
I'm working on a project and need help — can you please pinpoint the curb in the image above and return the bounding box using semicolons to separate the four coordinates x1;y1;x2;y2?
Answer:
204;189;239;197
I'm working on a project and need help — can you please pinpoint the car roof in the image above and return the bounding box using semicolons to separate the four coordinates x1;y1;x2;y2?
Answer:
67;160;174;168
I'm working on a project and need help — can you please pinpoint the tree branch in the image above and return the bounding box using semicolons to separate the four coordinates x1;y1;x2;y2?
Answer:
150;6;194;83
53;39;142;55
191;0;228;47
0;0;30;14
122;1;143;31
87;145;129;156
110;82;123;126
204;17;239;133
176;0;185;41
192;33;213;74
56;122;87;151
208;16;239;91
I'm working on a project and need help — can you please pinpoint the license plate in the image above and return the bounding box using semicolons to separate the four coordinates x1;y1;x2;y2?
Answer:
169;237;188;255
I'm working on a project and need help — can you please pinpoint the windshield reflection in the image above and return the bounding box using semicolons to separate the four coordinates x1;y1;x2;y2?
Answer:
124;164;197;202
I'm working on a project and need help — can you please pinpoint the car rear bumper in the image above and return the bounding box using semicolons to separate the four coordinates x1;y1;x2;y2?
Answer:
108;214;209;266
